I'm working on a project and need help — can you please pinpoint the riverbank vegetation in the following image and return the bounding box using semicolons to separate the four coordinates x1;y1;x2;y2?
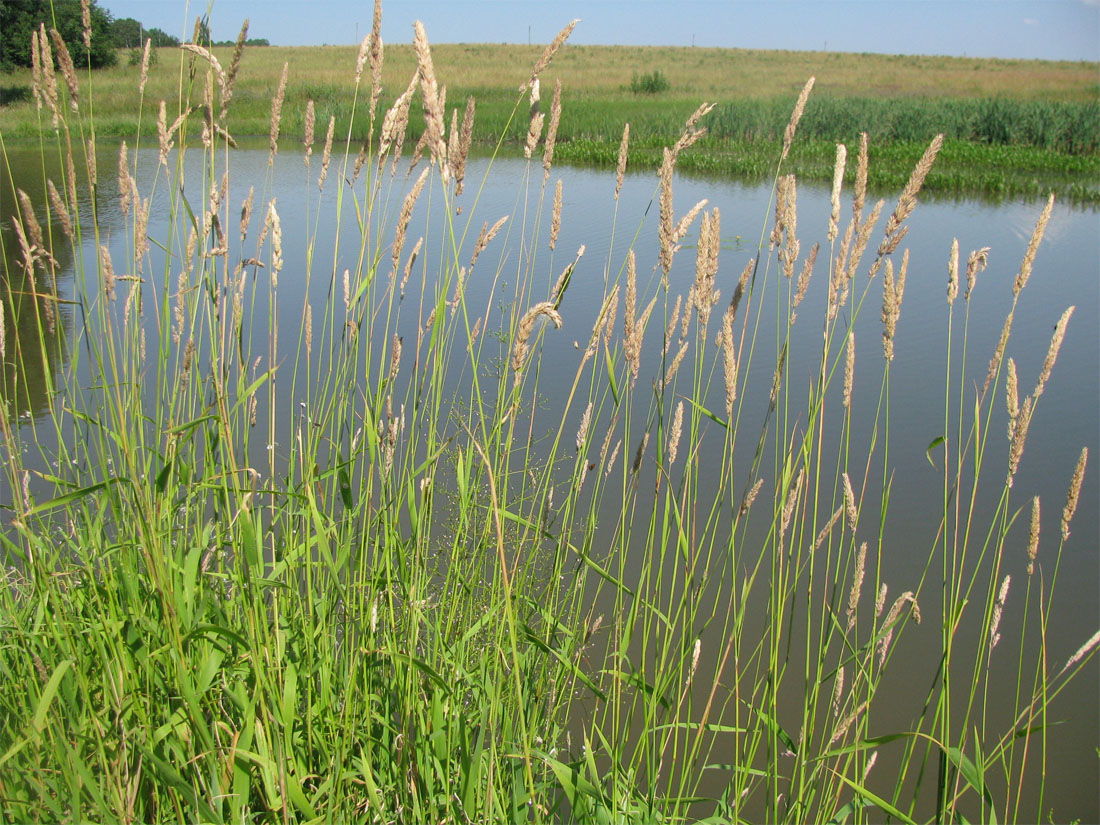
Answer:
1;38;1097;201
0;6;1097;821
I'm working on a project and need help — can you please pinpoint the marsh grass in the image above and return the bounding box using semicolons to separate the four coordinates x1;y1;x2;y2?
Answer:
0;6;1096;822
2;41;1098;202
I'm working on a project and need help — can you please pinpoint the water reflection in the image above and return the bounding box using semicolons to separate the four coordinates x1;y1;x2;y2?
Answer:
3;140;1097;820
0;147;78;422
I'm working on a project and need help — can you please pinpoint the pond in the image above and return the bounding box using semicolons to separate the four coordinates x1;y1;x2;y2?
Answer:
2;139;1097;821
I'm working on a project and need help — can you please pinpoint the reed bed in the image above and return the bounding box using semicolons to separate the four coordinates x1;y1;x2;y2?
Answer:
0;6;1096;822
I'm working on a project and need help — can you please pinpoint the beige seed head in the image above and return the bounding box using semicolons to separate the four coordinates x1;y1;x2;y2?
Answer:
989;575;1011;654
452;97;475;196
878;591;920;666
667;401;684;466
318;116;335;191
741;478;765;516
770;173;788;249
182;43;225;90
46;179;72;241
304;100;316;163
526;19;579;89
831;666;845;718
664;294;683;353
722;304;737;420
658;147;676;278
368;0;384;118
663;341;690;390
267;201;283;285
847;199;884;283
39;26;59;129
31;29;43;111
830;700;870;746
16;190;45;259
511;302;563;385
853;132;869;221
305;302;313;358
389;333;402;382
99;243;116;300
769;346;786;408
413;22;448;179
780;468;804;545
1007;395;1033;487
965;247;990;300
605;439;622;478
631;431;649;474
221;20;249;119
947;237;959;305
615;123;630;200
240;186;255;241
879;134;942;260
814;506;843;552
842;472;858;534
829;143;846;243
550;179;563;251
467;316;483;354
875;582;888;617
401;237;423;294
846;542;867;631
862;751;879;784
1034;305;1074;400
139;39;151;96
81;0;91;49
1014;194;1055;298
1061;447;1087;541
379;71;418;171
1006;358;1019;436
543;79;562;182
117;142;132;215
393;167;430;278
1061;629;1100;675
791;242;818;321
577;402;593;452
844;331;855;410
355;34;370;84
48;29;78;112
781;76;814;161
983;310;1014;396
157;101;171;167
1027;495;1040;575
470;215;508;270
268;62;289;166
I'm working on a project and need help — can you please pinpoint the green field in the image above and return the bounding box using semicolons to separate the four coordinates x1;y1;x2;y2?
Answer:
2;42;1098;200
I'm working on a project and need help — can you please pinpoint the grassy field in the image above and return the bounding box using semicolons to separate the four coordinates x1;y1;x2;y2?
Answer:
1;18;1098;821
2;42;1098;201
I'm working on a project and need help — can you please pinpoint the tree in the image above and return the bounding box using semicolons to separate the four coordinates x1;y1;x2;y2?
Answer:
0;0;117;72
109;16;142;49
146;27;179;48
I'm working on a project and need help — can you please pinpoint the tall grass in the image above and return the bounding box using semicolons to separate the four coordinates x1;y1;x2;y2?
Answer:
0;7;1096;822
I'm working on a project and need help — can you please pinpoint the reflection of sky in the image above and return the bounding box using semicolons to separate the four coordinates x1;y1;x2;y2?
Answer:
7;141;1098;820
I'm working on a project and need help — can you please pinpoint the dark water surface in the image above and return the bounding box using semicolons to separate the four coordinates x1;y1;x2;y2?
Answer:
3;142;1097;820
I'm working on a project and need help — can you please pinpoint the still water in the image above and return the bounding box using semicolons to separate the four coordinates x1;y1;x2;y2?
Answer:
2;142;1097;820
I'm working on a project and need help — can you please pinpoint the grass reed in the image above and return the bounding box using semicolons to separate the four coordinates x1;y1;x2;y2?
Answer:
0;7;1095;823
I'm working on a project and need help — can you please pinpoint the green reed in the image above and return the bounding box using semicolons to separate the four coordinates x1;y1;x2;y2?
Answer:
0;6;1096;823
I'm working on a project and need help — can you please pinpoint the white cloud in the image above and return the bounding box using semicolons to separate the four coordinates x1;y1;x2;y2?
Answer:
1023;17;1039;25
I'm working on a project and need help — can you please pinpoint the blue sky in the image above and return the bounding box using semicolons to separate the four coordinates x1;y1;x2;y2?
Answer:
102;1;1100;61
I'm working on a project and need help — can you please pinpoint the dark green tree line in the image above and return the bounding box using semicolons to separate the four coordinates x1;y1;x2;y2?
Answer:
0;0;116;71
